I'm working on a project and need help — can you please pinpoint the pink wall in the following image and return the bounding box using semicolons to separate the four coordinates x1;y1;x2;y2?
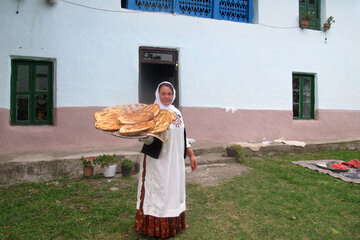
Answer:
181;107;360;143
0;107;136;153
1;107;360;153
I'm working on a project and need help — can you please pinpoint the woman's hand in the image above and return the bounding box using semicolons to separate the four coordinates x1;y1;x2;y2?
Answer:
189;155;197;171
187;147;197;171
139;136;154;145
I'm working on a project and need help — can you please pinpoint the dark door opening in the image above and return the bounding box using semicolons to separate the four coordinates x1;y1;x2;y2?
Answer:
139;47;179;107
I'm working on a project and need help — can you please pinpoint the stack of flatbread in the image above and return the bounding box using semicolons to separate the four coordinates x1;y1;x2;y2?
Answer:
94;104;176;137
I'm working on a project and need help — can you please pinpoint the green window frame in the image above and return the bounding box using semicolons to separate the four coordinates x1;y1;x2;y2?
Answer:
299;0;321;30
10;59;54;125
292;73;315;120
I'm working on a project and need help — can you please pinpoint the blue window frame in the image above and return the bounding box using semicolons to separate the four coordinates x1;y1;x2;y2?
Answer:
127;0;253;23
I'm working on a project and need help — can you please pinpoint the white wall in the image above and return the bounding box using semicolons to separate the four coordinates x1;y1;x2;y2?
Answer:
0;0;359;110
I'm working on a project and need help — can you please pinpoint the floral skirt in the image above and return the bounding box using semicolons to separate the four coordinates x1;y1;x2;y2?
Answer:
134;155;186;239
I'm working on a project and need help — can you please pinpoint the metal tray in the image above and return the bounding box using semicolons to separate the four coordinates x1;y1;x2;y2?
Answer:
107;129;169;143
107;131;148;139
316;162;349;172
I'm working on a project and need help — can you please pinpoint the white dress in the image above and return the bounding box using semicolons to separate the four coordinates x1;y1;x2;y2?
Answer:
136;114;189;218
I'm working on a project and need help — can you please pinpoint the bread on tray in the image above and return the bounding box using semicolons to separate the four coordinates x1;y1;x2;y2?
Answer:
94;104;175;139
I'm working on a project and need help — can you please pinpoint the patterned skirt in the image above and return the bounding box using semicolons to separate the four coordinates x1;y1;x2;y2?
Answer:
134;155;186;239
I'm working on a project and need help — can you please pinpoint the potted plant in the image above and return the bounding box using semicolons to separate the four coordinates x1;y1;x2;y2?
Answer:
80;155;96;177
300;11;314;28
323;16;335;31
121;158;133;177
96;154;117;178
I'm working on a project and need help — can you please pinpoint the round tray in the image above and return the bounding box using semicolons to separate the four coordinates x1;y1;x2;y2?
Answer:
106;129;169;143
107;131;148;140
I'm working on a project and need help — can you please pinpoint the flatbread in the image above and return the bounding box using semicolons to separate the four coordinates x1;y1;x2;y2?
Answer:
139;104;160;117
119;120;155;136
147;110;175;134
117;104;160;124
94;108;126;121
170;110;177;121
94;108;125;131
95;120;123;131
118;110;154;125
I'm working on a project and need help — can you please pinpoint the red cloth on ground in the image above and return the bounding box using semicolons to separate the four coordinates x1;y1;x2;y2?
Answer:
331;163;348;169
134;155;186;239
341;159;360;168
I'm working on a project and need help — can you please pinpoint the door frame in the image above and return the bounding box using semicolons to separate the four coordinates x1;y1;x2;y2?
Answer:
139;46;179;107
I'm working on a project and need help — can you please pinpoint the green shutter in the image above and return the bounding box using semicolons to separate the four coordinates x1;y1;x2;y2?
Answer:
299;0;321;30
11;59;53;125
293;73;315;120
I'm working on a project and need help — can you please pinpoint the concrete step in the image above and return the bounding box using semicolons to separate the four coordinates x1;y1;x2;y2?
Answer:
0;151;143;186
2;138;359;186
186;152;237;167
0;152;235;186
191;141;226;156
237;138;360;156
0;142;227;186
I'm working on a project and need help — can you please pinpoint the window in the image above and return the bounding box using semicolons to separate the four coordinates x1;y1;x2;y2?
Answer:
125;0;253;23
11;59;54;125
299;0;321;30
292;73;315;120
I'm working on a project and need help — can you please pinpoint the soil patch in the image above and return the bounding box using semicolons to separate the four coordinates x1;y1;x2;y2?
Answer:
185;163;250;187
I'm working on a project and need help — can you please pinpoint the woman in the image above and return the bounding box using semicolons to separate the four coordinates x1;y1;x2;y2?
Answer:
134;81;197;238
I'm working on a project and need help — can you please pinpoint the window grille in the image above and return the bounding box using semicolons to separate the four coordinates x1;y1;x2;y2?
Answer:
128;0;253;23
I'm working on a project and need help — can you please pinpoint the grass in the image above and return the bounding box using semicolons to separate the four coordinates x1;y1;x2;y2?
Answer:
1;149;359;239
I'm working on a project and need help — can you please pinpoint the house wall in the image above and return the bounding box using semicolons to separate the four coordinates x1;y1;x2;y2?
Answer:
0;0;359;152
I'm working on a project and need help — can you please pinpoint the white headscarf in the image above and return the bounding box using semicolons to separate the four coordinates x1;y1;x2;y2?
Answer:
154;81;182;117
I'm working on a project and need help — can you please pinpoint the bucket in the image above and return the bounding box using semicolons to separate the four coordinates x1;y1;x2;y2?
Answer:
104;164;117;178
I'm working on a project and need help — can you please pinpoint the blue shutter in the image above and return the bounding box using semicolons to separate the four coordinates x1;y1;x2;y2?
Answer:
213;0;252;23
127;0;253;23
174;0;214;19
127;0;173;13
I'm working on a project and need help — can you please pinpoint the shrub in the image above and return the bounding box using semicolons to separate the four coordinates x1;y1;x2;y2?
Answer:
121;158;133;168
95;154;117;168
226;145;246;163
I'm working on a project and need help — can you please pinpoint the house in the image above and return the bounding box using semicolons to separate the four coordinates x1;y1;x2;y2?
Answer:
0;0;359;153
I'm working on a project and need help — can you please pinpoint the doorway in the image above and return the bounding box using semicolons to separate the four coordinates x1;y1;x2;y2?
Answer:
139;47;179;107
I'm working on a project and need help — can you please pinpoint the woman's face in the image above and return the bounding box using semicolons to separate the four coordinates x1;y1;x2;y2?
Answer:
159;85;173;106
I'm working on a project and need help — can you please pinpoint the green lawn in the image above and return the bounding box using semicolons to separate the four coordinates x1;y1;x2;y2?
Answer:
1;149;359;240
